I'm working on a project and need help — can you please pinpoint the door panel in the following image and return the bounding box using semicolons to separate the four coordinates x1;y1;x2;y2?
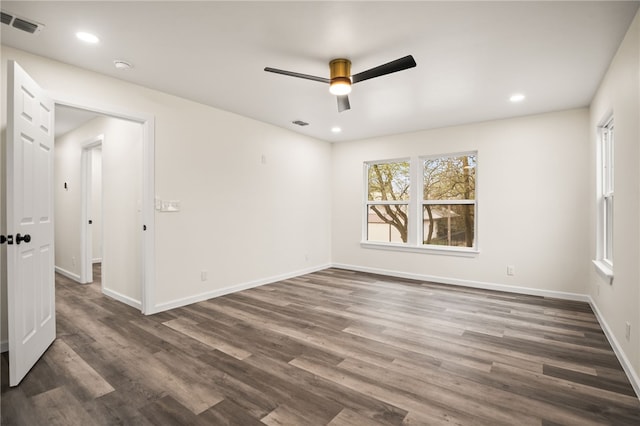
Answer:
7;60;56;386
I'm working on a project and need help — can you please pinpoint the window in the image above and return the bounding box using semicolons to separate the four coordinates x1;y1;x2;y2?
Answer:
595;117;614;278
364;152;477;254
422;154;476;248
366;160;410;243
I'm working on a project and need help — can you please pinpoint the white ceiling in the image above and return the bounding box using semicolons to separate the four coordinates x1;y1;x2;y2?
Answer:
2;1;638;142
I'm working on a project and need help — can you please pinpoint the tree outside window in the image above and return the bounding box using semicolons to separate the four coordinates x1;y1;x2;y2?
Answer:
423;155;476;248
366;161;410;243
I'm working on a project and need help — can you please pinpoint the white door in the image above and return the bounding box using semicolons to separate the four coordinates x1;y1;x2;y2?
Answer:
6;60;56;386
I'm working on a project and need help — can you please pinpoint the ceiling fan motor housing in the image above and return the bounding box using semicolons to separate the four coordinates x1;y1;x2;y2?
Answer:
329;58;352;95
330;58;351;81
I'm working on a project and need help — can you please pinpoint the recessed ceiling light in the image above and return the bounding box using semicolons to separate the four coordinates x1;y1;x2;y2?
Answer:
331;127;342;133
76;31;99;44
113;60;133;70
510;93;525;102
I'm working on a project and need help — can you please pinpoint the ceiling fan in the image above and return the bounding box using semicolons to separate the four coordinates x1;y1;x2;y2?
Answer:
264;55;417;112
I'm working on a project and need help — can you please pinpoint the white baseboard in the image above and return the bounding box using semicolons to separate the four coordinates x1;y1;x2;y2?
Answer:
0;340;7;353
54;266;81;283
331;263;589;302
588;297;640;398
149;263;331;314
102;287;142;310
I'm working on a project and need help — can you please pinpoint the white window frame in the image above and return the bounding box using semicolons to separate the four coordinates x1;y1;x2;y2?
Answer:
362;152;478;257
593;116;614;282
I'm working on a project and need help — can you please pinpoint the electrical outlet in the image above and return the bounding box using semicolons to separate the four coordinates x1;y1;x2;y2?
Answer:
625;322;631;341
201;271;207;281
507;265;515;276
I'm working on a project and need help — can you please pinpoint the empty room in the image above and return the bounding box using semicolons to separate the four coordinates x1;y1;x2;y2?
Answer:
1;1;640;424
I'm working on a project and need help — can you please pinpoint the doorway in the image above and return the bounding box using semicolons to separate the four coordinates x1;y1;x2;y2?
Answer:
53;100;155;314
80;138;103;285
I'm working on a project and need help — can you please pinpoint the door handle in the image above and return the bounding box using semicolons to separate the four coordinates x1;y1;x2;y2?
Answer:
15;233;31;244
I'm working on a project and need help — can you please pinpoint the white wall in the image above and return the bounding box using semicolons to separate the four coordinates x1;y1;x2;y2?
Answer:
54;127;83;278
1;46;333;341
589;11;640;383
331;108;591;296
54;116;142;305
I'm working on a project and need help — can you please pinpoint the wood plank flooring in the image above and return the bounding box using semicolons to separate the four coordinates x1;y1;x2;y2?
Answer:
2;266;640;425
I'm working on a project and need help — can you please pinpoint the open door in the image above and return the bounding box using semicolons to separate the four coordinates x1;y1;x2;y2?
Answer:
6;60;56;386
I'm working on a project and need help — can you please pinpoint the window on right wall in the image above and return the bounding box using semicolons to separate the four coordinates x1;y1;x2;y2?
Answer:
422;154;477;248
595;116;614;280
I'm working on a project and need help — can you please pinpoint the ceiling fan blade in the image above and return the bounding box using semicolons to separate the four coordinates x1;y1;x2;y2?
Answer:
264;67;330;84
351;55;417;84
337;95;351;112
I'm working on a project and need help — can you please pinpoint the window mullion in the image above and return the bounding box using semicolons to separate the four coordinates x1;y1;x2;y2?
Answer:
407;157;420;245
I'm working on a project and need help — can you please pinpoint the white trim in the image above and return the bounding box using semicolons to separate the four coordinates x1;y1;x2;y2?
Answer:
361;241;479;257
592;259;614;284
54;266;82;283
141;116;155;314
102;288;142;310
0;340;8;353
330;263;588;302
50;92;155;314
92;258;103;264
149;263;331;314
589;297;640;398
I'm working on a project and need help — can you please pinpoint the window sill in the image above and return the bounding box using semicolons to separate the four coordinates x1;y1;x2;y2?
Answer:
592;259;613;284
361;241;479;258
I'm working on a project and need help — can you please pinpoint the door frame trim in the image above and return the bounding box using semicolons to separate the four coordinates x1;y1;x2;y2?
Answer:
52;93;155;314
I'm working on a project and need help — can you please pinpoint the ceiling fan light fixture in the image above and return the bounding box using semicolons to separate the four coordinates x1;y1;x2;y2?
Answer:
329;77;352;95
329;58;352;95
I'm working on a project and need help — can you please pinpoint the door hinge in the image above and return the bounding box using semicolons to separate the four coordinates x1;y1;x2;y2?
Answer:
2;235;14;245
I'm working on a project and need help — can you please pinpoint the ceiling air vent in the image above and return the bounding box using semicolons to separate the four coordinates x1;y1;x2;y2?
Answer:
1;11;12;25
292;120;309;127
1;10;44;35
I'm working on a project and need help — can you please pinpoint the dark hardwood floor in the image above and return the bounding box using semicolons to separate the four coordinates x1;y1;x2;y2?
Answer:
2;266;639;425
